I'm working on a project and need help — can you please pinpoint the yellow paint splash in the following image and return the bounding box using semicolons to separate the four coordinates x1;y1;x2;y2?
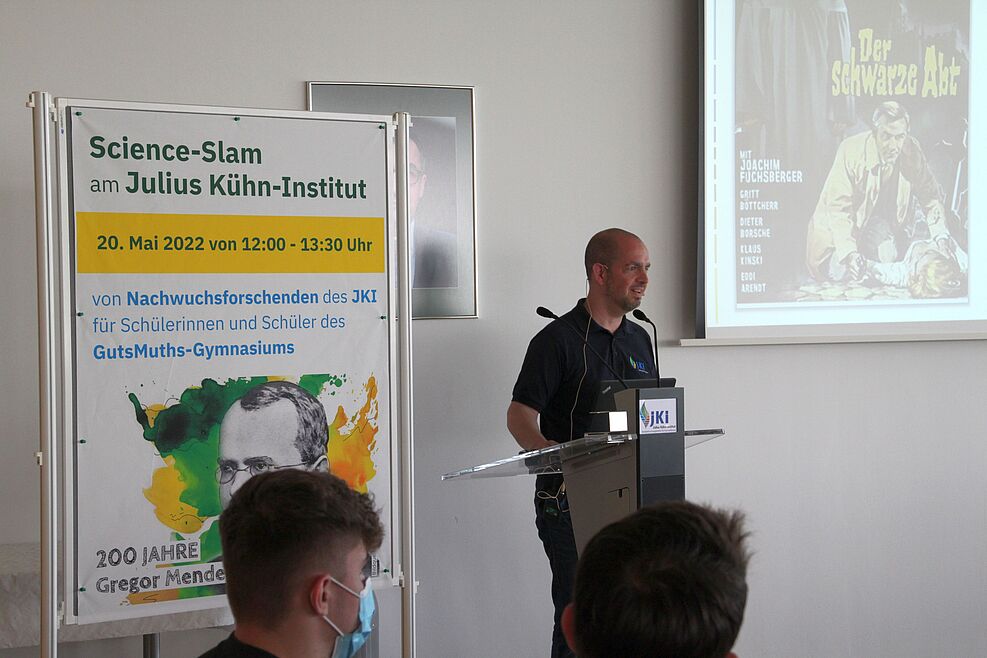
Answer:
144;403;167;428
327;376;378;493
128;589;179;605
143;455;209;534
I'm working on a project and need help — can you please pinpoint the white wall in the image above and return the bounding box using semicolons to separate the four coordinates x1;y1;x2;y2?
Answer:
2;1;985;657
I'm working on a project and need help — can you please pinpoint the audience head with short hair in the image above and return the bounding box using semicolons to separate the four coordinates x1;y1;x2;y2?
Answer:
563;500;750;658
215;468;383;656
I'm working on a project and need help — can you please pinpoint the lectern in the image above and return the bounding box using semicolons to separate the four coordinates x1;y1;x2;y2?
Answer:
442;387;722;553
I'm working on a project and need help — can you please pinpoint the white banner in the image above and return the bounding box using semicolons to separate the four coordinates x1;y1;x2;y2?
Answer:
66;105;394;623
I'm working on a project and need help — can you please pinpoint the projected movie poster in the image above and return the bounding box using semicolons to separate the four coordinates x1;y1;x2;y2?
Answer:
734;0;969;304
67;106;393;623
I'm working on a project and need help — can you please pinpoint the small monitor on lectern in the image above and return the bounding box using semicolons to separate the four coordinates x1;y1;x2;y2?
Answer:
596;378;676;409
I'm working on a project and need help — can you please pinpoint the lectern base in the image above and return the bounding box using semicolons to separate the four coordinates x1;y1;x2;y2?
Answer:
561;441;637;553
641;475;684;503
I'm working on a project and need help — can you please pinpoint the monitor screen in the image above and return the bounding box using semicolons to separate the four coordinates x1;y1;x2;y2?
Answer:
593;378;677;414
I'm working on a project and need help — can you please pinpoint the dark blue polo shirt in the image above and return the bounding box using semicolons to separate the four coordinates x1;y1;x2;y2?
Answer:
512;299;656;491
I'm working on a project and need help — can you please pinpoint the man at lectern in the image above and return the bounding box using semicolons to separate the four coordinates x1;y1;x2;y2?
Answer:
199;469;383;658
507;228;657;658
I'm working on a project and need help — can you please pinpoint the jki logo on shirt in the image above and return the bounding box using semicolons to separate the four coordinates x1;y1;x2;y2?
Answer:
628;355;650;374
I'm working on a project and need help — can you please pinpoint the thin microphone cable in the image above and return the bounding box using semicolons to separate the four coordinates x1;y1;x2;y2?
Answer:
568;287;592;442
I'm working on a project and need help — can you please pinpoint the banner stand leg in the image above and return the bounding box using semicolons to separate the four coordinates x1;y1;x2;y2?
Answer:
395;112;417;658
30;89;60;658
142;633;159;658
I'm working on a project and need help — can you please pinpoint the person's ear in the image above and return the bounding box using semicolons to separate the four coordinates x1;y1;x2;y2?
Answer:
560;603;579;655
591;262;607;286
308;573;333;616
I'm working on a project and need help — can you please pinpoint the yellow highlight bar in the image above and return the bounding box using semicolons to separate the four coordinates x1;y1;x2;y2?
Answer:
76;212;385;274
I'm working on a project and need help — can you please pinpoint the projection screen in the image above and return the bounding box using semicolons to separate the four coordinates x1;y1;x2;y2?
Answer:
696;0;983;344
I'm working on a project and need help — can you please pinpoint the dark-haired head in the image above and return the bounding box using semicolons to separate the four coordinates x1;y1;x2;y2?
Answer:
564;501;750;658
220;468;383;629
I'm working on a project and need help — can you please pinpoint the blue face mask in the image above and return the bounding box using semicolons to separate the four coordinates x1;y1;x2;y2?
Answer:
323;577;375;658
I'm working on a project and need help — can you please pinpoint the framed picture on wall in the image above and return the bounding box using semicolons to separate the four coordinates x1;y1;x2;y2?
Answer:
307;82;477;319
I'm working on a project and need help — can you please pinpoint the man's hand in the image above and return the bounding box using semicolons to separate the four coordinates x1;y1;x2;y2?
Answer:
845;251;866;281
935;235;955;259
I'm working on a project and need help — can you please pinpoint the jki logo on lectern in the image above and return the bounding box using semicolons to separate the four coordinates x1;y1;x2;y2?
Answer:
639;398;676;434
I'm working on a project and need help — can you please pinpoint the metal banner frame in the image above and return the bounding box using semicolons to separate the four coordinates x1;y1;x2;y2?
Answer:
30;92;417;657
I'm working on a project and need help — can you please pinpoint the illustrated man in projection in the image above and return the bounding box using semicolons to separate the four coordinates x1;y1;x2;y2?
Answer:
806;100;953;282
217;380;329;508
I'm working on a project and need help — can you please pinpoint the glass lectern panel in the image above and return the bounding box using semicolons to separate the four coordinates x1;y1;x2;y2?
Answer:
441;429;723;481
685;428;724;448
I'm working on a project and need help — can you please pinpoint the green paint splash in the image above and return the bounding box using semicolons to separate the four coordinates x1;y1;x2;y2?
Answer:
130;374;340;561
302;373;343;396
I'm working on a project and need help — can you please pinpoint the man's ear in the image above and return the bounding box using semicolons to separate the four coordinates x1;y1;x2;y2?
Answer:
308;573;332;616
590;262;607;286
560;602;579;655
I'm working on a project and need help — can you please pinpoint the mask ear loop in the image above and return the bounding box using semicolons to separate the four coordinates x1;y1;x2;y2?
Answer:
321;575;367;638
323;613;345;636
